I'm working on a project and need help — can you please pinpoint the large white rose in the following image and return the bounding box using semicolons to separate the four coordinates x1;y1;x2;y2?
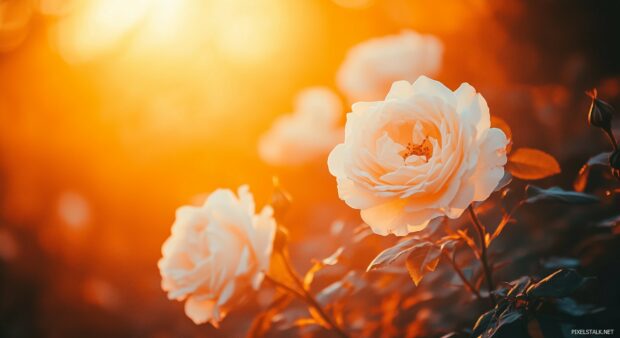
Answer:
328;76;508;236
158;186;276;325
258;87;343;166
337;30;443;102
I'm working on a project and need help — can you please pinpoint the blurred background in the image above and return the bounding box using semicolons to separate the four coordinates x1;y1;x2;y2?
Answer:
1;0;620;337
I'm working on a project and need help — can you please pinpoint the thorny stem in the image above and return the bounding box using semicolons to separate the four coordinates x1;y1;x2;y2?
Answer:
442;251;482;301
269;252;350;338
468;205;497;306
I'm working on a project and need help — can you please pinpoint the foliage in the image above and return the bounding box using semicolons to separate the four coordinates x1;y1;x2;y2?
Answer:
507;148;561;180
471;269;602;338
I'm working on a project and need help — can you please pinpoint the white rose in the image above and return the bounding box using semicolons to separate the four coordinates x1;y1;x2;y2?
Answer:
328;76;508;236
258;87;343;166
337;30;443;102
158;186;276;325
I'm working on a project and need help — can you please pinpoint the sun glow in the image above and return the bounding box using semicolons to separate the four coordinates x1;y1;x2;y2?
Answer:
54;0;152;63
48;0;304;142
54;0;286;65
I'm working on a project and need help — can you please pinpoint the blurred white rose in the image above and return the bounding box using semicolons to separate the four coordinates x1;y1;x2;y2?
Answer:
0;229;19;261
258;87;343;166
328;76;508;236
337;30;443;102
158;186;276;325
57;191;91;229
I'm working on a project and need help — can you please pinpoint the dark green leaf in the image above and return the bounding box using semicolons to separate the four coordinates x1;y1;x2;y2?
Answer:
526;269;589;298
484;309;525;338
472;308;497;338
586;152;613;166
541;257;580;270
498;309;523;327
525;185;599;204
507;276;532;298
554;297;604;317
574;152;611;192
597;214;620;228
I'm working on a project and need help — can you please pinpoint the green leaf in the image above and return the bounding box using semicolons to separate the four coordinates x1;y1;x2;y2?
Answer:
315;271;366;306
366;237;428;272
525;185;599;204
404;238;459;286
526;269;590;298
405;243;437;286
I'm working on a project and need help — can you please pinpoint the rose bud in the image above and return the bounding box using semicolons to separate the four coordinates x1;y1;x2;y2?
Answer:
610;150;620;179
587;89;615;131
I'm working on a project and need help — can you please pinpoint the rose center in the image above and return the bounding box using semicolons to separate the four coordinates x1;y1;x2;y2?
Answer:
400;137;433;161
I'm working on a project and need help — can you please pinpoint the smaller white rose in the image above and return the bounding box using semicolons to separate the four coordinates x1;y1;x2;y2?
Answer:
258;87;343;166
337;30;443;102
158;186;276;326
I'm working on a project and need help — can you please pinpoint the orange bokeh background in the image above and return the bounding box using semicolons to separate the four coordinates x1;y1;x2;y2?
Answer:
1;0;619;336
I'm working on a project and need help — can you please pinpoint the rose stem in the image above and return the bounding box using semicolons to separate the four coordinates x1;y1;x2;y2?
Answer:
604;129;618;151
264;254;349;338
468;205;496;306
264;274;307;300
441;251;482;301
279;253;350;338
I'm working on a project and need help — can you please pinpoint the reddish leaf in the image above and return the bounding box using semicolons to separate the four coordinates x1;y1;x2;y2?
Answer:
507;148;561;180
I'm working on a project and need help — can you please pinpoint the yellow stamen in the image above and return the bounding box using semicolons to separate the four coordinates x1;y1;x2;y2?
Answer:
401;138;433;161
